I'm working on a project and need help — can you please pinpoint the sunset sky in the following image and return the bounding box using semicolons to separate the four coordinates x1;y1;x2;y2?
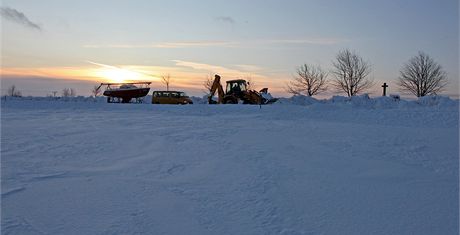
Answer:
1;0;458;97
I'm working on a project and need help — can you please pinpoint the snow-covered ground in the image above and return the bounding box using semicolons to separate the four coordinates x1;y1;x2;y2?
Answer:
1;96;458;234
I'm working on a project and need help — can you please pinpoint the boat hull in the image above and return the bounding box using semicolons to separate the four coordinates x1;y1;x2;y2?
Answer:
103;88;150;99
103;88;150;103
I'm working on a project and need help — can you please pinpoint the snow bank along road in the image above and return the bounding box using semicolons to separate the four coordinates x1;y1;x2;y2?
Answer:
1;99;458;234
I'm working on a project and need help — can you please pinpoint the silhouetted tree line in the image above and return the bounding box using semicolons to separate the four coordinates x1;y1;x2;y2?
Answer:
284;49;448;97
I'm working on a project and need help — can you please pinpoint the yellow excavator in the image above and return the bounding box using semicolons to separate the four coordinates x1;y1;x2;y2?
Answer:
208;74;277;104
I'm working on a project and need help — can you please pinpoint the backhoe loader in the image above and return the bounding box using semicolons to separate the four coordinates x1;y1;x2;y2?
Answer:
207;75;277;104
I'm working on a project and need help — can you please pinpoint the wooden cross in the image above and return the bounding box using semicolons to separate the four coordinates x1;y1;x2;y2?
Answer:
382;83;388;96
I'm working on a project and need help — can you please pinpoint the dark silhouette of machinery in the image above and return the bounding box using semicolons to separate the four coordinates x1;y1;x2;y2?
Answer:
208;75;277;104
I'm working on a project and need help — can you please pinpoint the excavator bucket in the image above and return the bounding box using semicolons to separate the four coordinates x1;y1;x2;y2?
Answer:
257;88;278;104
259;88;269;94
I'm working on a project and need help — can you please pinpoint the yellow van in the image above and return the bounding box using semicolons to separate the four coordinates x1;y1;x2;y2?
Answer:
151;91;193;104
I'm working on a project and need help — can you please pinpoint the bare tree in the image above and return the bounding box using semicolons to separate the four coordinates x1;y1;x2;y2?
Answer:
398;51;448;97
7;85;22;97
62;88;71;97
7;85;16;97
286;64;328;96
161;74;171;91
92;85;102;97
70;88;77;97
203;74;214;94
331;49;373;97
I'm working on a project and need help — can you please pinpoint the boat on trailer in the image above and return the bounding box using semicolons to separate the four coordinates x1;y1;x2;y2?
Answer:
98;82;151;103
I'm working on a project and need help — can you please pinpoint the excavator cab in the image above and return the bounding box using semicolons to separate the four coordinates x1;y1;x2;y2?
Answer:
226;80;247;96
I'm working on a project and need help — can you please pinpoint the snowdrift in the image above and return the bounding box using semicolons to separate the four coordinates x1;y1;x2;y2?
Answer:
275;94;459;109
3;94;458;110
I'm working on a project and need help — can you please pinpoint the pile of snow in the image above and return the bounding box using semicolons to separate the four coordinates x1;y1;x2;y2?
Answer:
416;95;459;108
274;94;459;109
275;95;322;106
190;95;209;104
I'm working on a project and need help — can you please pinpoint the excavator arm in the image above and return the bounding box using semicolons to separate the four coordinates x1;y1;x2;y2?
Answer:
208;75;225;104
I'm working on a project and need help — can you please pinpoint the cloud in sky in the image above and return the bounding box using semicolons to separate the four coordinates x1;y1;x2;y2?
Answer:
83;41;237;49
82;37;345;49
0;7;42;31
268;38;347;45
155;41;237;48
233;64;263;72
172;60;274;82
86;61;118;69
214;16;235;25
173;60;245;76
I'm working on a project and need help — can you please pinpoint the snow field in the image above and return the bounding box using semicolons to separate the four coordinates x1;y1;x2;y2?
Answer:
1;97;458;234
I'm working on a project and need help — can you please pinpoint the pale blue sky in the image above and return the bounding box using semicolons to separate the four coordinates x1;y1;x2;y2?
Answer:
1;0;458;97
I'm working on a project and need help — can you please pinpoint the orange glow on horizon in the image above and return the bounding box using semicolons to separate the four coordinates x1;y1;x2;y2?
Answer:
0;65;289;96
1;67;97;81
93;68;146;83
0;66;159;84
86;61;160;83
